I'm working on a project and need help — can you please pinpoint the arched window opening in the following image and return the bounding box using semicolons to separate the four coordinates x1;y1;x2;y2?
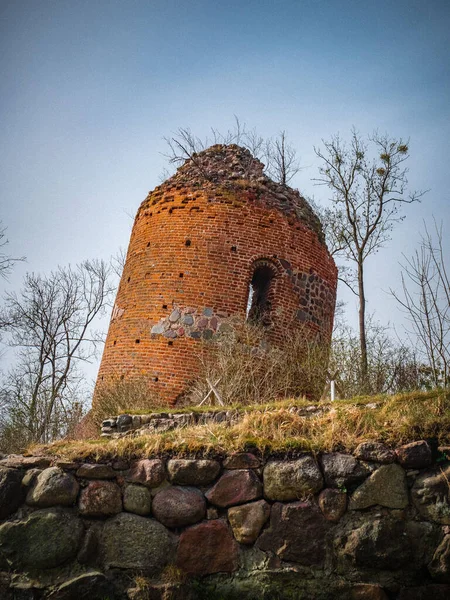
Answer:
246;264;276;325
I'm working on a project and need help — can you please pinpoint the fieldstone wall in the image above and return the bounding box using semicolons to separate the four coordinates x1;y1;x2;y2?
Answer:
100;403;326;438
1;441;450;599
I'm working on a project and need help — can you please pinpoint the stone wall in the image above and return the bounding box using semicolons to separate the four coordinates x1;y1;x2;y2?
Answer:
100;403;326;438
94;144;337;405
1;441;450;599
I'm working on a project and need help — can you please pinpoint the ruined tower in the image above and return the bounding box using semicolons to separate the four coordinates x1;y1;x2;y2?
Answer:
95;145;337;405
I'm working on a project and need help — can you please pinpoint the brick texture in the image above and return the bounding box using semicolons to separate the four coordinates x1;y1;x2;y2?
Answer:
94;145;337;406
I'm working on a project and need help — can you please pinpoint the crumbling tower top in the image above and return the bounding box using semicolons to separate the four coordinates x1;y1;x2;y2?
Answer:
143;144;324;241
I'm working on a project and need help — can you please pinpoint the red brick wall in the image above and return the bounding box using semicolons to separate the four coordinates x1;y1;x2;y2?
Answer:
94;175;338;406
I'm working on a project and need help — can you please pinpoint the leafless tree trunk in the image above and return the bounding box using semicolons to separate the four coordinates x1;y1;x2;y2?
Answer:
315;130;423;392
265;131;301;186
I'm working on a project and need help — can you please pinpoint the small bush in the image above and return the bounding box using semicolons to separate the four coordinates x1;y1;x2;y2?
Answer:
187;318;329;406
91;375;167;426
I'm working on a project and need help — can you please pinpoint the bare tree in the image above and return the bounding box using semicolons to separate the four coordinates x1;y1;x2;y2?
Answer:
330;316;427;398
0;222;25;280
163;120;301;186
315;130;423;391
392;221;449;387
265;131;301;186
111;247;126;279
0;259;114;450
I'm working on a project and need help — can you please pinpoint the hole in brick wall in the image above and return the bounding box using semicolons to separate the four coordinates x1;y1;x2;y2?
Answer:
113;340;117;346
162;304;167;309
101;376;104;381
120;374;125;380
153;376;159;382
147;242;151;247
127;277;131;283
246;263;276;326
179;273;184;278
168;341;173;346
231;246;237;252
150;212;153;217
185;239;191;247
169;208;173;214
135;339;140;344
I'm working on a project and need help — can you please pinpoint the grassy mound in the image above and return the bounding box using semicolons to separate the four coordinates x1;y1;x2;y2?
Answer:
34;389;450;461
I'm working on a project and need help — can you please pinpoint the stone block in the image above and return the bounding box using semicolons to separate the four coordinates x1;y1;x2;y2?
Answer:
126;459;166;488
349;464;409;510
263;457;323;501
152;486;205;528
205;469;262;508
78;481;122;517
396;440;432;469
228;499;270;544
257;500;329;566
176;520;238;574
0;507;83;569
167;459;220;485
123;484;152;516
321;453;370;488
100;513;175;571
26;467;79;508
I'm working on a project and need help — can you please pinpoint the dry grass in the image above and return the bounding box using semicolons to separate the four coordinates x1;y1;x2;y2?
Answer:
33;389;450;460
91;376;168;426
186;319;329;406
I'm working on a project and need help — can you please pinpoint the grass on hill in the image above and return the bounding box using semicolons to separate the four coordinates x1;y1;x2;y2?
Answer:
33;389;450;461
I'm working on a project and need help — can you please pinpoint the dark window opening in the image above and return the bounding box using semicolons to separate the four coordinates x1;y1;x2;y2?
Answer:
153;376;159;382
135;339;140;344
179;273;184;278
168;341;173;346
231;246;237;252
127;277;131;283
162;304;167;309
147;242;151;247
246;264;275;325
185;239;191;247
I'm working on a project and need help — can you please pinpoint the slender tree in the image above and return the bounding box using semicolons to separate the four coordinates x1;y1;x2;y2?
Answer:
315;130;422;391
392;221;449;387
265;130;301;186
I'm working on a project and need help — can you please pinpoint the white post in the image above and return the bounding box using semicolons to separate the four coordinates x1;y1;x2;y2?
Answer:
330;379;336;402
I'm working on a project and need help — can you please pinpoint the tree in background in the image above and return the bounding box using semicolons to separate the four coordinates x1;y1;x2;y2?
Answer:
315;130;423;392
0;222;25;281
163;118;301;187
264;130;301;186
0;260;114;452
392;221;449;388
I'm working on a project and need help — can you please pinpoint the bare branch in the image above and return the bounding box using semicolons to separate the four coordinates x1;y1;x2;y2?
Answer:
314;130;423;389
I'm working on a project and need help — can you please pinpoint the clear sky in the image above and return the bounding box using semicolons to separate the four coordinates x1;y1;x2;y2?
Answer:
1;0;449;379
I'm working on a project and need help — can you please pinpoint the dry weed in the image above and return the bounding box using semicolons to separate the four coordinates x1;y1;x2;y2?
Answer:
34;389;450;460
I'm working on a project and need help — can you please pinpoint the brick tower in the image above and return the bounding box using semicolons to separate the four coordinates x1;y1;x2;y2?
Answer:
95;145;337;405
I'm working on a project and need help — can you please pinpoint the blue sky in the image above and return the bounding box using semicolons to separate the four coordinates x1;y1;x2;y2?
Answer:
1;0;449;377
